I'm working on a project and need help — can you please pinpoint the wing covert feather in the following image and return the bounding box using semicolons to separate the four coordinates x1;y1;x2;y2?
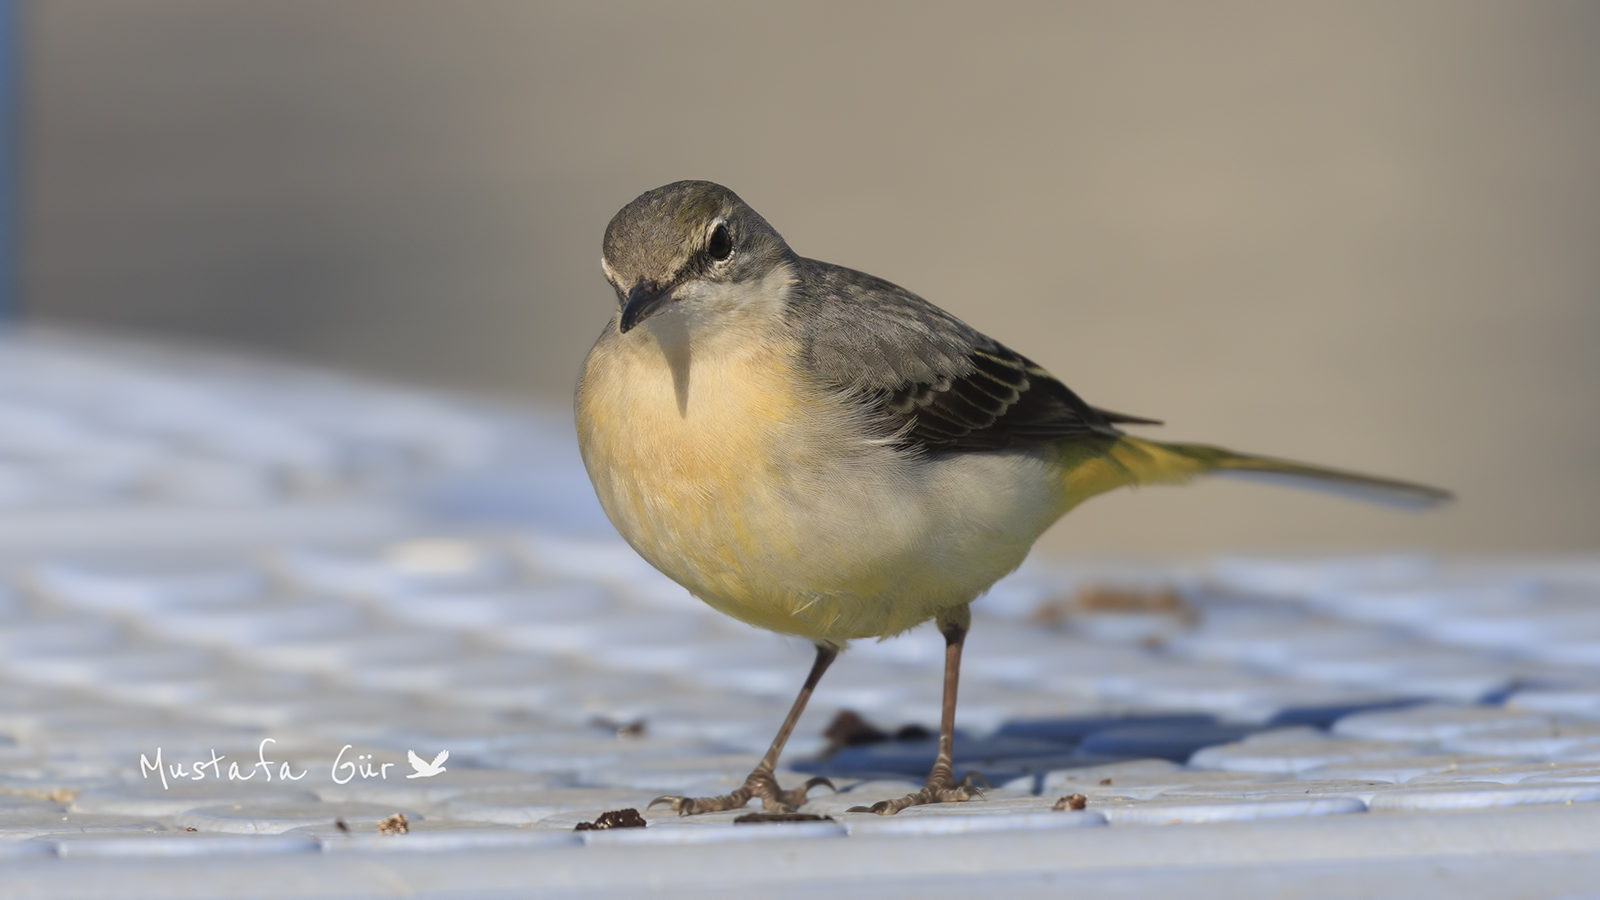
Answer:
789;259;1149;453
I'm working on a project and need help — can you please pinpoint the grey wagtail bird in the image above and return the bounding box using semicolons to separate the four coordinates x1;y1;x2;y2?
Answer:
576;180;1451;816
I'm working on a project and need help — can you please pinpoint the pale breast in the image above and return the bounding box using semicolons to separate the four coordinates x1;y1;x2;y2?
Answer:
575;313;1070;641
576;313;816;595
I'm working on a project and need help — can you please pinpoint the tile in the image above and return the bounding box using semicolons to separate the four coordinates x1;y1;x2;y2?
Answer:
0;839;55;858
846;808;1106;835
338;650;558;694
1367;783;1600;810
1417;608;1600;652
1240;726;1330;745
1289;652;1520;702
1210;555;1436;599
175;800;422;835
1530;637;1600;667
793;735;1080;785
489;611;713;657
480;736;729;780
232;628;464;674
1098;795;1367;824
71;780;321;817
1190;739;1427;774
580;818;848;845
1154;779;1401;803
49;832;321;857
1406;761;1600;785
588;691;797;751
0;619;123;660
1092;667;1368;721
1027;768;1278;800
585;636;767;677
516;535;663;585
1332;705;1555;742
999;758;1182;792
30;561;267;615
312;767;559;808
1167;620;1407;670
432;787;662;825
380;584;613;631
1508;688;1600;718
674;640;831;697
583;753;769;791
431;669;648;718
1309;583;1537;627
1076;722;1263;761
137;599;368;648
1265;697;1422;729
1441;722;1600;757
16;711;266;758
310;822;582;853
3;645;218;690
1297;754;1522;784
992;713;1216;747
193;686;411;730
0;807;168;839
274;541;512;599
1520;769;1600;784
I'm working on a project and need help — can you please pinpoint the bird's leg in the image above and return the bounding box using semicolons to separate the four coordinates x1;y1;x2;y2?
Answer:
649;642;839;815
852;605;982;815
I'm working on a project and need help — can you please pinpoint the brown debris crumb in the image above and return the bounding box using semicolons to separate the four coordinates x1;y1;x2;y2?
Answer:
574;808;648;831
334;819;350;833
822;710;889;755
589;716;647;739
733;812;836;825
377;813;409;835
1053;794;1088;811
1099;778;1114;786
0;786;78;804
185;827;197;832
1031;586;1197;626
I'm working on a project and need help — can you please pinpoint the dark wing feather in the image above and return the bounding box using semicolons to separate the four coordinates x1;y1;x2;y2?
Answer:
789;258;1156;454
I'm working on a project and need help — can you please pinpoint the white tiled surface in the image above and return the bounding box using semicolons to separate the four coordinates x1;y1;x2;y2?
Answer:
1;331;1599;899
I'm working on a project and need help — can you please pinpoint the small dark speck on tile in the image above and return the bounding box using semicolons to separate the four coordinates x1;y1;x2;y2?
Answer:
734;812;835;824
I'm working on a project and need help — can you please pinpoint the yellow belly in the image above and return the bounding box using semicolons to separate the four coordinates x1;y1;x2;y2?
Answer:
575;316;1070;642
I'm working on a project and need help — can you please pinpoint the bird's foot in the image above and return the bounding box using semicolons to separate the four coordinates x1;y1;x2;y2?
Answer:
848;772;985;816
648;770;836;816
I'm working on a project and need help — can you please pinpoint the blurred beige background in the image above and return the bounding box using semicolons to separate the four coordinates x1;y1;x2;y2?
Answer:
19;1;1600;556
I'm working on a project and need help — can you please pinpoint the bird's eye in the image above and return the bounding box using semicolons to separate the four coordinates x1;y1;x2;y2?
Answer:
708;224;733;262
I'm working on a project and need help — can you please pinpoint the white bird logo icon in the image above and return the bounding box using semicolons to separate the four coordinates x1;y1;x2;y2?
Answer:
406;749;449;779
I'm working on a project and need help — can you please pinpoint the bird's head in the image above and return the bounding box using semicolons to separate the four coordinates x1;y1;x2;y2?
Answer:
601;181;795;334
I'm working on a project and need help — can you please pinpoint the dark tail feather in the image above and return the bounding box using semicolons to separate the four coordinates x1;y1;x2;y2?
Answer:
1093;407;1165;427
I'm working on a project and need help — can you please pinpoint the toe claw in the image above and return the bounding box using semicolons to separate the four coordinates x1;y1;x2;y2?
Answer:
804;776;838;795
647;795;680;812
845;805;874;813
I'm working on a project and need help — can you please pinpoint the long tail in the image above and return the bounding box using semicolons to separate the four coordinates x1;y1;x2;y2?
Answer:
1059;436;1453;512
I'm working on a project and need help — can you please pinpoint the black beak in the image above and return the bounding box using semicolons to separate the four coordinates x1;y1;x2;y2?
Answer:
619;280;672;333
